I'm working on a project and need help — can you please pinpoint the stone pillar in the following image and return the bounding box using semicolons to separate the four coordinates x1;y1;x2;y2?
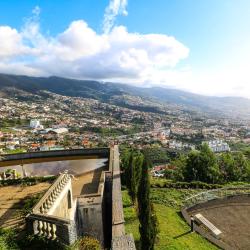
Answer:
56;221;77;245
25;216;36;234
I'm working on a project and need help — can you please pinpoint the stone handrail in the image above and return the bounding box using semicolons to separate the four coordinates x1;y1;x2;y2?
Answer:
111;145;136;250
33;173;71;214
183;185;250;208
26;213;76;245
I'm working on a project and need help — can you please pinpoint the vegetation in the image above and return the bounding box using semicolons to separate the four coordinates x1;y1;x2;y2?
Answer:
0;118;29;128
0;176;56;187
121;149;159;249
137;157;158;250
72;236;100;250
0;228;100;250
170;143;250;184
4;148;27;154
151;179;223;190
123;189;218;250
0;228;19;250
20;193;44;216
142;146;170;164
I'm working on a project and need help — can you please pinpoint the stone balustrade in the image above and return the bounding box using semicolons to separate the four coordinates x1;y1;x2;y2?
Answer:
33;173;71;214
26;213;77;245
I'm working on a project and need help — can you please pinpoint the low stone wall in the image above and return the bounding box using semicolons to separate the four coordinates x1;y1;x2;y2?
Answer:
111;146;136;250
0;148;109;167
26;213;77;245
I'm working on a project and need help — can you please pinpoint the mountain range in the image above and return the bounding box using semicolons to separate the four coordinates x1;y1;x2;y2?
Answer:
0;73;250;120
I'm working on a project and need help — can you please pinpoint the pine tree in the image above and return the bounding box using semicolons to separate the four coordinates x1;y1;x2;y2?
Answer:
124;150;133;190
137;156;158;250
130;153;143;204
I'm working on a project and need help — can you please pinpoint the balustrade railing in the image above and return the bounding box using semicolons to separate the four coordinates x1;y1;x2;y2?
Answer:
184;185;250;208
33;172;71;214
27;172;76;244
26;213;74;244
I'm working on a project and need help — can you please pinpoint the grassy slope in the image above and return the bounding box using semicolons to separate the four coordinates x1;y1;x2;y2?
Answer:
122;189;218;250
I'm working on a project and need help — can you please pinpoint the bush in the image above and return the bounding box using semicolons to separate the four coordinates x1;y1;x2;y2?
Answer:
151;180;223;190
0;228;19;250
75;236;100;250
0;176;56;187
18;234;65;250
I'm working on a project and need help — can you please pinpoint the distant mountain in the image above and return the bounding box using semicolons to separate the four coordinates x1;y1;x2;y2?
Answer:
0;73;250;119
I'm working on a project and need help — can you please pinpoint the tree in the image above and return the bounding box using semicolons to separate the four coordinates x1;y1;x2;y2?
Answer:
233;152;250;181
218;153;236;182
170;154;187;181
218;152;250;182
137;157;158;250
184;144;220;183
130;153;143;204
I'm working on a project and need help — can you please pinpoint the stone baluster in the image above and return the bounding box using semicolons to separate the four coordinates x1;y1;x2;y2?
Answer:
55;186;59;195
51;224;57;240
43;202;48;213
52;190;56;200
48;195;53;207
46;199;50;210
47;222;52;238
43;221;48;237
40;205;44;214
58;182;62;190
37;220;43;235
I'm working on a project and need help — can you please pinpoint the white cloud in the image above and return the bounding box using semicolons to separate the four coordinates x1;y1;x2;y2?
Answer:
103;0;128;34
0;5;249;99
0;26;33;58
0;8;189;87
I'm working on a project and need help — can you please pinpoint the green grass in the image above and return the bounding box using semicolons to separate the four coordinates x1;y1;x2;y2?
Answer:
122;189;218;250
122;190;140;248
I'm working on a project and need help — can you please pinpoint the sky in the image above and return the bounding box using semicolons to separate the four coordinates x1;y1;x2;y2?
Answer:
0;0;250;98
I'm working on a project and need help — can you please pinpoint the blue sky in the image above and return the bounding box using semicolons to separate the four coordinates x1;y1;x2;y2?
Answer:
0;0;250;97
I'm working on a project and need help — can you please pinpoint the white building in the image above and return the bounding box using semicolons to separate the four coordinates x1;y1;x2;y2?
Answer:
206;140;230;153
30;119;43;129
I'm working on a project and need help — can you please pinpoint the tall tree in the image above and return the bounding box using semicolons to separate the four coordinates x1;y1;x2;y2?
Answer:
138;157;158;250
130;153;143;204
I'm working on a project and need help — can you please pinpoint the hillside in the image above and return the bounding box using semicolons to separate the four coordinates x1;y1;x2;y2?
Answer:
0;73;250;119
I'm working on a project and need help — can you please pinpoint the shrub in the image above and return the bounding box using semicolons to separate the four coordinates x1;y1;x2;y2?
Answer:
0;228;19;250
76;236;100;250
151;181;223;190
0;176;56;187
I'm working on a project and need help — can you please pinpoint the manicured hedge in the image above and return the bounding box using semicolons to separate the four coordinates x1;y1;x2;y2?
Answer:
0;176;56;186
151;181;223;189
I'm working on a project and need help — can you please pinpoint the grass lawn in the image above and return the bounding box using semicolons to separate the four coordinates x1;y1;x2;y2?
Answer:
122;189;218;250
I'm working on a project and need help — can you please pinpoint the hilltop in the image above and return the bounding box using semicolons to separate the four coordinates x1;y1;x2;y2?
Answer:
0;73;250;119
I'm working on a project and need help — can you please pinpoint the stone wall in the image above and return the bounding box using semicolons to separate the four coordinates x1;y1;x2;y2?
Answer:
0;148;109;167
77;196;104;244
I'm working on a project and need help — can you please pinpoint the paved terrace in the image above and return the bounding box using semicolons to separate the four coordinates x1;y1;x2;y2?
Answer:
72;166;106;197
